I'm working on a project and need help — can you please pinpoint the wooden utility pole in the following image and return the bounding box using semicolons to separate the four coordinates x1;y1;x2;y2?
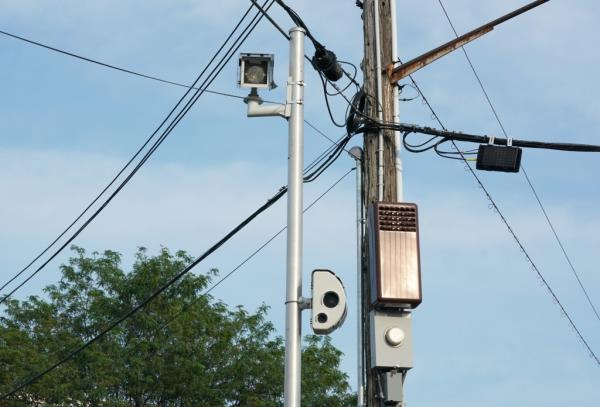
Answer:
362;0;398;204
357;1;552;405
361;0;400;405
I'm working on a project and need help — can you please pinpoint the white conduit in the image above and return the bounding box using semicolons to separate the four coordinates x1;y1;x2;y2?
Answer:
390;0;404;201
373;0;385;202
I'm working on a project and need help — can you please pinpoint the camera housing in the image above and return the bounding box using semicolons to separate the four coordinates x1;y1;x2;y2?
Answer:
238;53;276;89
311;269;347;335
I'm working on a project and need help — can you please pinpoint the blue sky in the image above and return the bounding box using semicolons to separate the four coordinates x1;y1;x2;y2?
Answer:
1;0;599;405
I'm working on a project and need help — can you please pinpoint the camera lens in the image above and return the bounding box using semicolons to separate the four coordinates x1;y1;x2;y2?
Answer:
317;313;328;323
323;291;339;308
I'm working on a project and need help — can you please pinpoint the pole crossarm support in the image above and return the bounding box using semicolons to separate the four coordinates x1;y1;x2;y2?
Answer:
387;0;550;84
398;123;600;152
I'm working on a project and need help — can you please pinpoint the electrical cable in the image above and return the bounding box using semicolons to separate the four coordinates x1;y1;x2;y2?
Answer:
0;0;275;305
391;123;600;153
273;0;324;50
0;132;354;400
0;179;286;401
128;167;356;359
0;9;345;299
250;0;599;366
0;29;248;100
0;3;259;297
249;0;360;131
405;72;600;366
436;0;600;324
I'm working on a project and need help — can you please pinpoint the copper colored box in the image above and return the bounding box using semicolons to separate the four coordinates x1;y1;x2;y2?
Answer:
368;202;422;308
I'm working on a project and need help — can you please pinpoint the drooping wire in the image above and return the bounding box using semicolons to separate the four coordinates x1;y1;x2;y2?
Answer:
436;0;600;324
249;0;363;132
0;181;286;401
0;128;355;400
125;167;356;362
0;29;245;100
0;2;258;297
0;0;276;305
272;0;325;50
406;72;600;366
0;7;346;300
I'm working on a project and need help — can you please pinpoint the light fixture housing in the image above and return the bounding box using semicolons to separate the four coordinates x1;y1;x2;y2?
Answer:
368;202;422;309
238;53;276;89
476;144;522;173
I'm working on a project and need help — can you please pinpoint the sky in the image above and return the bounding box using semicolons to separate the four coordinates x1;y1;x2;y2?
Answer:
1;0;599;405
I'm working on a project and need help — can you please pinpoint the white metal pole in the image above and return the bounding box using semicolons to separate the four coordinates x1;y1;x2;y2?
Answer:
350;147;366;407
390;0;404;202
284;26;305;407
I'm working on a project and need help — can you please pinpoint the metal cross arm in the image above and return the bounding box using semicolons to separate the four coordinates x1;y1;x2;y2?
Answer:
387;0;550;84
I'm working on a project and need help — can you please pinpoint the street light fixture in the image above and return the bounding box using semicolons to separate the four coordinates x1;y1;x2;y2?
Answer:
238;53;276;90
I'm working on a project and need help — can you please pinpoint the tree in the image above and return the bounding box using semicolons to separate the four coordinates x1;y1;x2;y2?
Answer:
0;247;354;406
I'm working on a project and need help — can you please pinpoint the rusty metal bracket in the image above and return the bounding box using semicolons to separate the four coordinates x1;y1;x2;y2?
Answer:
387;0;550;84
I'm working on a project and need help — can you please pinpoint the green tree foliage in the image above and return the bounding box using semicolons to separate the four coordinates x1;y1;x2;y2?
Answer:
0;247;354;406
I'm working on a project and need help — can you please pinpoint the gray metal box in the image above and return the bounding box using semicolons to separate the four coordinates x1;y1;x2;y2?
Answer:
370;310;413;370
382;370;404;405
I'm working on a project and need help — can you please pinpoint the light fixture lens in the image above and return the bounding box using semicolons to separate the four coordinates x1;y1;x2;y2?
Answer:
385;327;405;347
244;62;268;85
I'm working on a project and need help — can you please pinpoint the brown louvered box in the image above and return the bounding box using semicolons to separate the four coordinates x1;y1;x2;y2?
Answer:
368;202;422;308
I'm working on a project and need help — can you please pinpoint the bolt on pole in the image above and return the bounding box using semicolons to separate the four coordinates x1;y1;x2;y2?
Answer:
283;26;305;407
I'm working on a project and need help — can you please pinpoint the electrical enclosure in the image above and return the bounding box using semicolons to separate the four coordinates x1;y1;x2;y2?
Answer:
368;202;422;308
370;310;413;369
476;144;522;172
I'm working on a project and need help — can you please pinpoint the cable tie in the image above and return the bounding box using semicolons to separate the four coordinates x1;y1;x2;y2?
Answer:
488;135;495;145
507;137;513;147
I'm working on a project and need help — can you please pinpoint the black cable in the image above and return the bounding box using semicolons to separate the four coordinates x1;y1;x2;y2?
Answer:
249;0;359;128
0;180;286;401
0;0;275;305
250;0;290;40
433;139;476;161
0;29;247;100
401;132;441;153
318;72;347;128
395;123;600;153
324;61;359;96
0;2;346;299
406;72;600;366
0;126;354;400
304;136;352;183
339;61;361;88
436;0;600;325
0;3;259;298
128;167;356;358
273;0;324;50
403;132;440;150
522;169;600;322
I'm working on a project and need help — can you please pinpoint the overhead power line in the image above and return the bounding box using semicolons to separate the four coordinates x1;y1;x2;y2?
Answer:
133;167;356;356
0;177;285;401
0;0;276;305
251;7;598;362
404;73;600;367
0;28;244;100
0;131;355;399
435;0;600;323
0;8;346;300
